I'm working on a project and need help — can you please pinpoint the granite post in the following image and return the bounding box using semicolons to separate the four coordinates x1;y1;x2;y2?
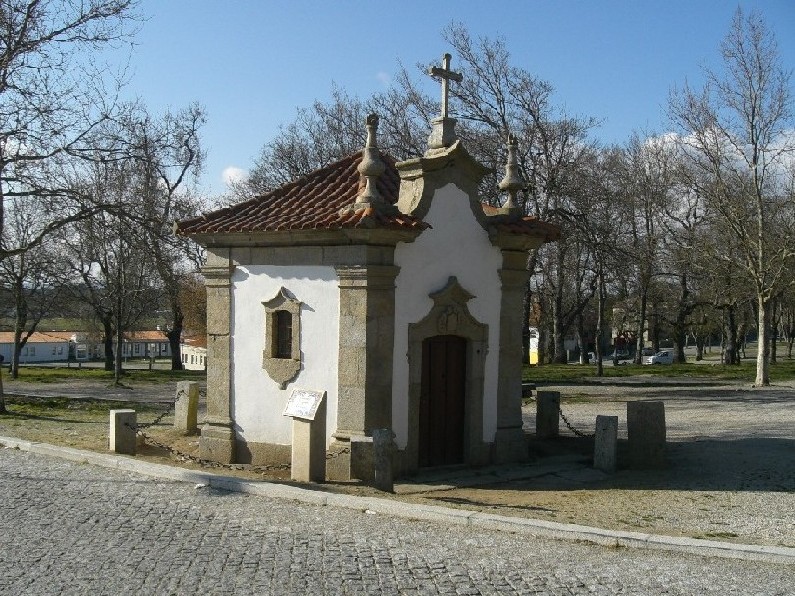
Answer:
109;409;137;455
174;381;199;433
536;391;560;438
627;401;666;468
593;415;618;473
372;428;395;492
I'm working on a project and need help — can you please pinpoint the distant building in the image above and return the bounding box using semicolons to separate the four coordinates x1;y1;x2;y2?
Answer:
180;335;207;370
0;330;172;364
0;331;73;364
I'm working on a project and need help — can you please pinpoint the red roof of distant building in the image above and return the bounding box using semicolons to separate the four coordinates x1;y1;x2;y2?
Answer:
0;331;74;344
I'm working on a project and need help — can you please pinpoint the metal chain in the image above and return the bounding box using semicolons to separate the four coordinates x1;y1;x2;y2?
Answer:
136;401;175;429
125;389;351;472
326;447;350;460
558;407;594;438
127;422;292;473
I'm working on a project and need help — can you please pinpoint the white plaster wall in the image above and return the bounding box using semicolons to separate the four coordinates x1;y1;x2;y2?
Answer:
231;265;339;446
392;183;503;448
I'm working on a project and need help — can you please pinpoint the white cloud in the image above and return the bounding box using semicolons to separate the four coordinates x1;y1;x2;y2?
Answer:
376;71;391;87
222;166;248;187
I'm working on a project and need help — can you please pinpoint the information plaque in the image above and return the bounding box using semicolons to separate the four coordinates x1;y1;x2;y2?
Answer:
283;389;325;421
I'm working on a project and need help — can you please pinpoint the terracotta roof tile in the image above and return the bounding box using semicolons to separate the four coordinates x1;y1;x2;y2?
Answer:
481;203;561;241
492;217;562;241
176;152;424;236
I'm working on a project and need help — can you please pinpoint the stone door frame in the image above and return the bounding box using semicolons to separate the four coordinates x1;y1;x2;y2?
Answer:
405;277;488;473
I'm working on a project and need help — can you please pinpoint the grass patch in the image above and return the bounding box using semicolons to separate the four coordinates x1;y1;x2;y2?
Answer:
522;360;795;384
3;366;205;385
1;396;165;417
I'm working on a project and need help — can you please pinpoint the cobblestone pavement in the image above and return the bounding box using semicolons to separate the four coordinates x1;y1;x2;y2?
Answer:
1;448;791;595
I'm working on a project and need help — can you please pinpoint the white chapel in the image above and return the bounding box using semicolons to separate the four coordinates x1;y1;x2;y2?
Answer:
176;55;559;478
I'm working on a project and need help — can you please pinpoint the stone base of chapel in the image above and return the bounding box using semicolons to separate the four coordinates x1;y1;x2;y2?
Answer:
197;423;236;464
234;439;291;466
491;427;530;464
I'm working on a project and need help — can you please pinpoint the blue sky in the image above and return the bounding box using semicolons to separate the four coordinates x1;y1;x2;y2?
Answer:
121;1;795;197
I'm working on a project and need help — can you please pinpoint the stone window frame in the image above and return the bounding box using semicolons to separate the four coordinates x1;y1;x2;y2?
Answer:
262;287;302;389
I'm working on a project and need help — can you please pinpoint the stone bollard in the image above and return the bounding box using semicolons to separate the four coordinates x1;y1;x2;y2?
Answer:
109;409;137;455
174;381;199;433
627;401;666;468
350;436;374;483
372;428;396;493
536;391;560;438
593;415;618;473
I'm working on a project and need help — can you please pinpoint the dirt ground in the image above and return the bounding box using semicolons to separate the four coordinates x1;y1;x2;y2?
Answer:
1;375;793;548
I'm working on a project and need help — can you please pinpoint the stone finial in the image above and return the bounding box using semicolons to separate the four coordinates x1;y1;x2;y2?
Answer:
357;114;386;204
498;133;523;214
341;114;388;216
427;53;463;153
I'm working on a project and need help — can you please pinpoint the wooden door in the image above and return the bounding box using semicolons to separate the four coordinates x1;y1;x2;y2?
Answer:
419;335;466;467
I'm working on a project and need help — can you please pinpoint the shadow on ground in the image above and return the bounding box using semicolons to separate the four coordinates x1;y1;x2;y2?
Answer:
397;435;795;494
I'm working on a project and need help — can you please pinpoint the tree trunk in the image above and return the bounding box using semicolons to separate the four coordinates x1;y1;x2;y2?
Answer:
167;318;184;371
695;336;705;361
114;314;123;385
595;267;605;377
521;283;532;364
635;292;648;364
576;314;586;364
673;274;689;363
0;365;6;414
724;306;738;365
552;284;566;363
11;279;27;379
103;321;115;371
755;295;770;386
769;296;780;364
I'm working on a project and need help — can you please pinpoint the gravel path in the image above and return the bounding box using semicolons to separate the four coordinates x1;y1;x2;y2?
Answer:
3;375;794;550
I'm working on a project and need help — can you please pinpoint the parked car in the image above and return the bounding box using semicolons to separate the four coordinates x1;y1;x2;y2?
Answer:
607;350;631;362
641;347;655;358
644;350;673;365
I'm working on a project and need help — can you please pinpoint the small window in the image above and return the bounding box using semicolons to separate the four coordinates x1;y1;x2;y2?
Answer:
52;346;57;355
274;310;292;359
29;346;35;356
161;343;167;352
134;344;140;355
262;287;302;389
58;346;63;354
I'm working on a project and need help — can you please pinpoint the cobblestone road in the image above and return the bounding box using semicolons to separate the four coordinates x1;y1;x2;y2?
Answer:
1;448;791;595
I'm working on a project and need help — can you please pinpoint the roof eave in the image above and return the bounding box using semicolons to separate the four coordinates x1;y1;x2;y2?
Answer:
186;227;422;249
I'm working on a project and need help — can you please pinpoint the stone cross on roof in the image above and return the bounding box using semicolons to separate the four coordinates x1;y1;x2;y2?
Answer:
426;53;463;152
429;53;463;120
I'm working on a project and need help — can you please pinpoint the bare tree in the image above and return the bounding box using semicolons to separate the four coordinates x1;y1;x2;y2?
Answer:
241;25;599;363
117;103;205;370
63;155;159;382
0;0;139;266
669;8;794;385
0;196;69;378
